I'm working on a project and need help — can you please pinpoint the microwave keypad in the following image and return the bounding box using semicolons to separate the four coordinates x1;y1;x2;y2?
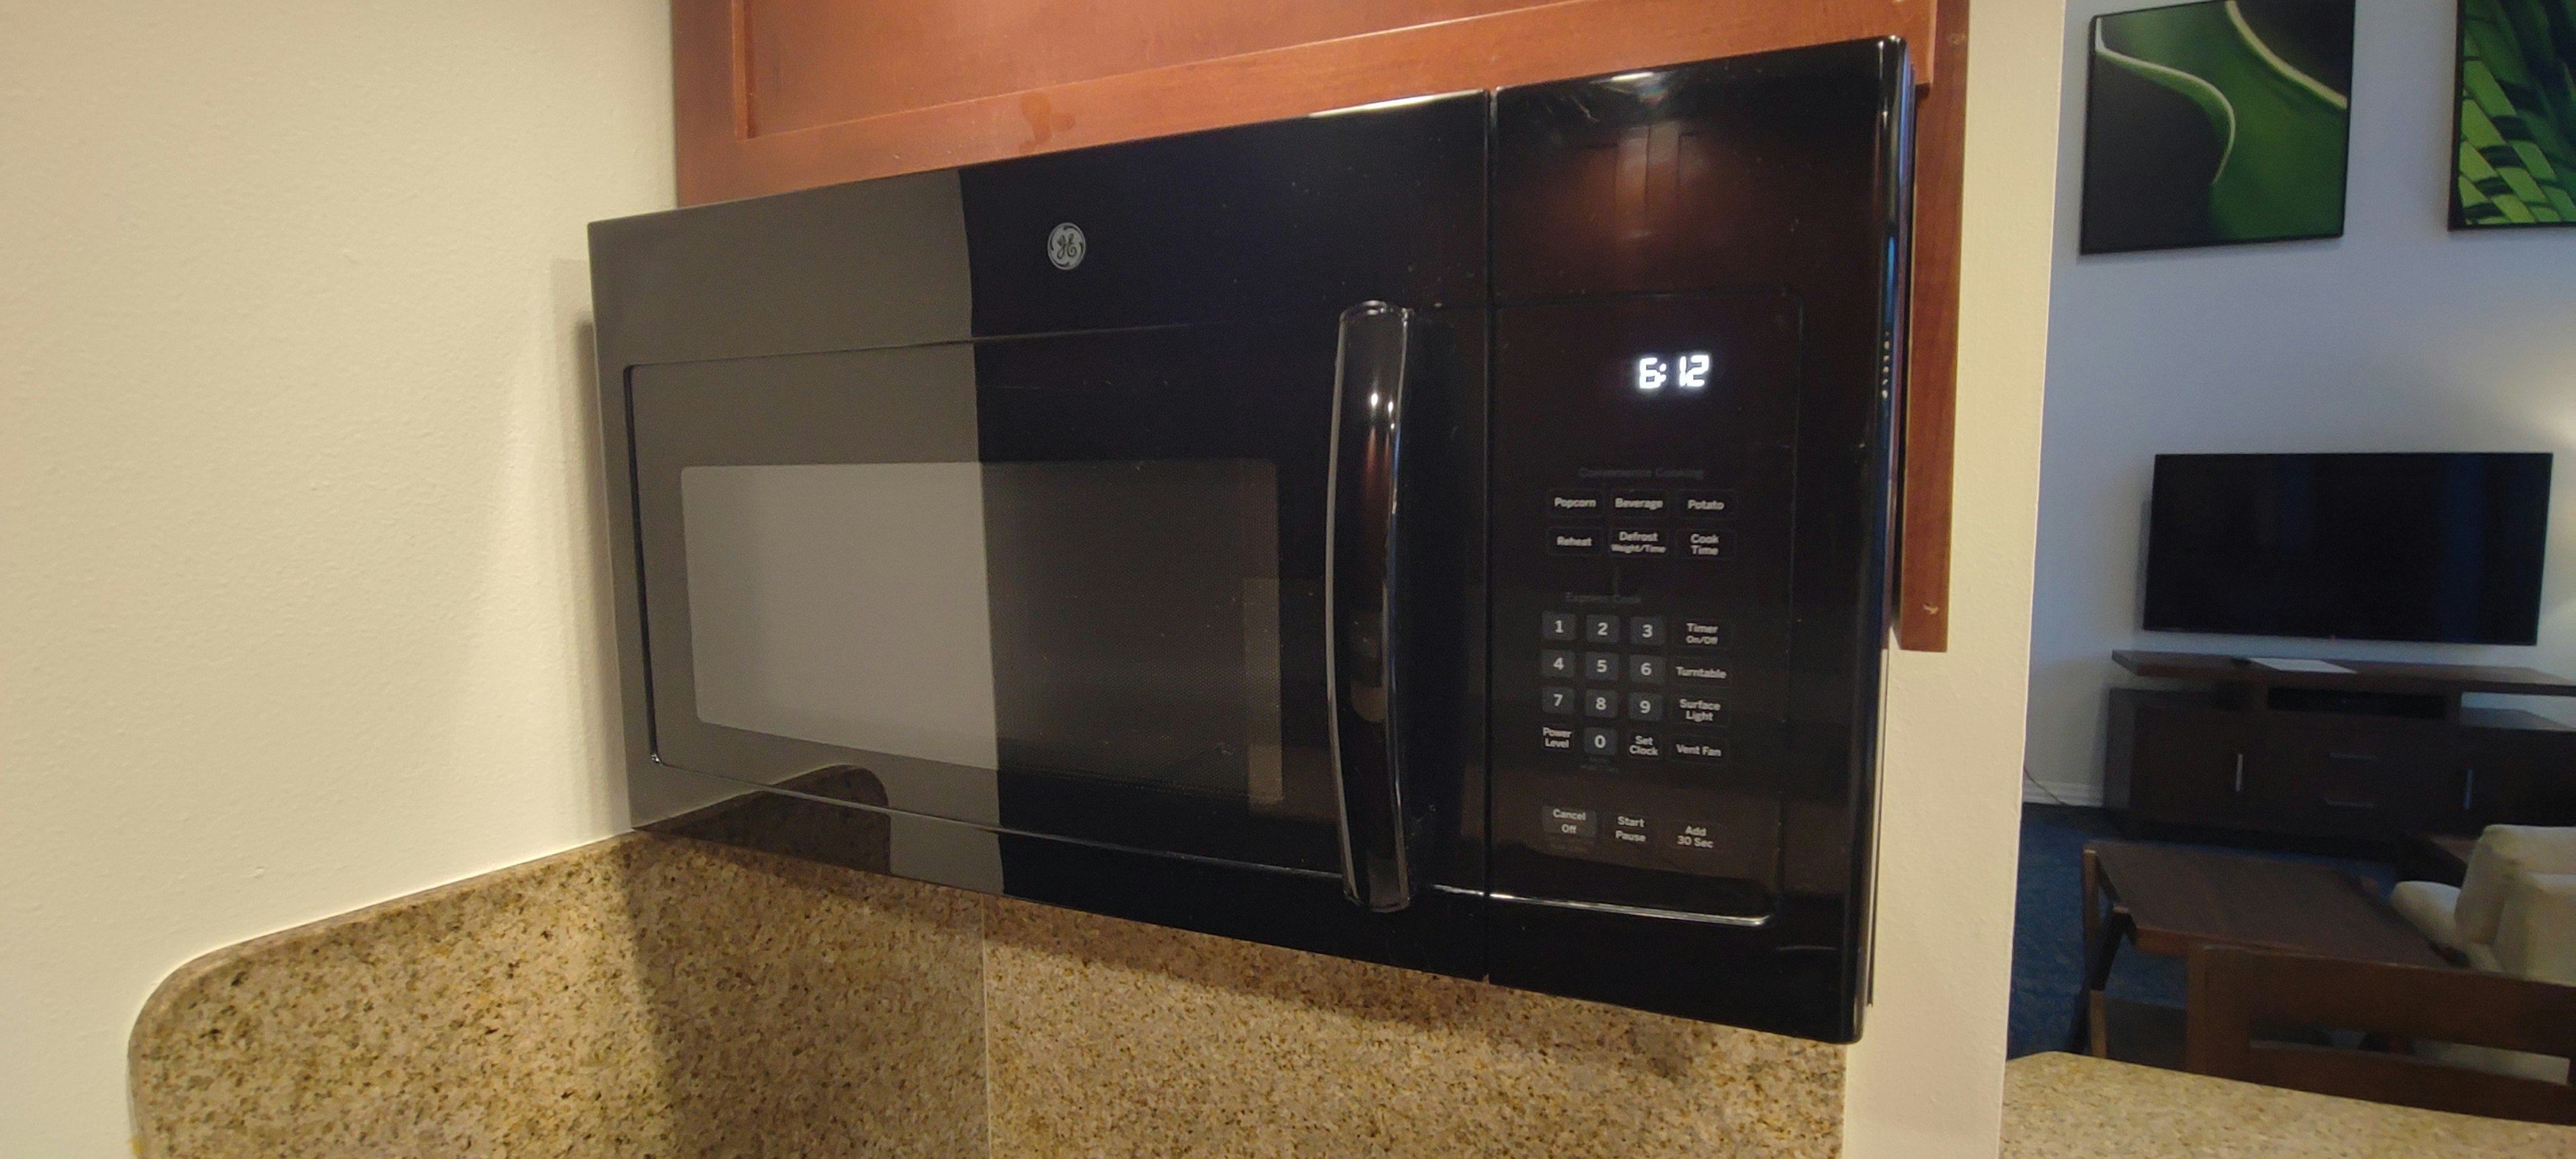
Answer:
1537;606;1728;772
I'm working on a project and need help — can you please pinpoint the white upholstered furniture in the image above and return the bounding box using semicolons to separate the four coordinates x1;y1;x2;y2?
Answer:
2390;825;2576;1082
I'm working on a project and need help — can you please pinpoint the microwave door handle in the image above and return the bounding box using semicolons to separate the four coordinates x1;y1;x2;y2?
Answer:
1325;301;1415;912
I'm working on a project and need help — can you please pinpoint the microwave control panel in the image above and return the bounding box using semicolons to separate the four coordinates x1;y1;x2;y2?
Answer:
1489;292;1801;920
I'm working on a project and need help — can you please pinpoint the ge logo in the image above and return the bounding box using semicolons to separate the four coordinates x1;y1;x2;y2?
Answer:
1046;222;1086;270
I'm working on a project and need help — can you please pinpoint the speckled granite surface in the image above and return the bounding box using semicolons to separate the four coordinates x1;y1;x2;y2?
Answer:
129;835;986;1158
131;832;1848;1157
985;895;1843;1157
2001;1052;2575;1158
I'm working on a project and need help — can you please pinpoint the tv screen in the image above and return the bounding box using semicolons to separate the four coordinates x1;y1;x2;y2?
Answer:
2143;453;2553;644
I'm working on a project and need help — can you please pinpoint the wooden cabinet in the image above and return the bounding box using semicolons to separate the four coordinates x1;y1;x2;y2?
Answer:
669;0;1970;652
2108;688;2576;846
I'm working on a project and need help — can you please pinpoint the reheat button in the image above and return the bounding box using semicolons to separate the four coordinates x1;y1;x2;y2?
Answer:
1548;527;1603;555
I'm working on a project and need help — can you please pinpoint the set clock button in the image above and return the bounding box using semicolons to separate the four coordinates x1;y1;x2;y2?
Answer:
1624;731;1663;760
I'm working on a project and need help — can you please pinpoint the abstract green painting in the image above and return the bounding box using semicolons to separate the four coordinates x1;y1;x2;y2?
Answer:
2454;0;2576;228
2081;0;2355;254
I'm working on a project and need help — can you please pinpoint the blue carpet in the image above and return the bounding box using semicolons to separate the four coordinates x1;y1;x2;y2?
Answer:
2005;808;2397;1058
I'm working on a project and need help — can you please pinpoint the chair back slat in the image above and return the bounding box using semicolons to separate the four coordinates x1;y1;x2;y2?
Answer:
2187;944;2576;1125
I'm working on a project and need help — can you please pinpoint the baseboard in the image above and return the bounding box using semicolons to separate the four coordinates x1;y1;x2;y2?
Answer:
2022;779;2104;808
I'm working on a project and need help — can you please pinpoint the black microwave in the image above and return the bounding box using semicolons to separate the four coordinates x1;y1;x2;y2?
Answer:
590;38;1911;1042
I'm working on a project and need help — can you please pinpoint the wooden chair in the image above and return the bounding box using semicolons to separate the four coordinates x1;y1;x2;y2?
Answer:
2186;944;2576;1125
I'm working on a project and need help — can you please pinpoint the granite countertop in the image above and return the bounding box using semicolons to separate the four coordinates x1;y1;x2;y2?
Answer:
2001;1051;2573;1158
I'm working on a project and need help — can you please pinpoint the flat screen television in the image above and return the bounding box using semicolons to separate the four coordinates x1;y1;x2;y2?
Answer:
2143;453;2553;644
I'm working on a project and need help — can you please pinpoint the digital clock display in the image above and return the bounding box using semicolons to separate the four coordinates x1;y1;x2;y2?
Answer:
1633;351;1713;393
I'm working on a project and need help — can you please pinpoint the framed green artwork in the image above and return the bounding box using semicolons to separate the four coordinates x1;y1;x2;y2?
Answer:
2453;0;2576;227
2081;0;2356;254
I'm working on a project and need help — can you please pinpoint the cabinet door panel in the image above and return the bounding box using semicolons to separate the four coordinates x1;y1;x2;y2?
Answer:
2126;704;2255;827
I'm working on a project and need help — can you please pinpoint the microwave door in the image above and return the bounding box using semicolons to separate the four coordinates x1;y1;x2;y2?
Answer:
623;312;1468;903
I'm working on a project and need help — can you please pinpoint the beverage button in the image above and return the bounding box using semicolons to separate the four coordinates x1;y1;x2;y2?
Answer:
1673;694;1725;726
1671;734;1729;763
1627;692;1664;722
1539;724;1576;751
1680;490;1738;518
1541;686;1576;716
1540;611;1578;641
1679;620;1730;649
1581;727;1617;759
1626;653;1665;684
1541;650;1576;679
1549;527;1603;555
1548;489;1605;516
1628;616;1666;646
1684;529;1732;559
1624;731;1663;760
1610;490;1669;516
1582;688;1619;718
1611;812;1651;847
1672;659;1731;685
1542;804;1599;846
1583;614;1621;644
1609;528;1670;557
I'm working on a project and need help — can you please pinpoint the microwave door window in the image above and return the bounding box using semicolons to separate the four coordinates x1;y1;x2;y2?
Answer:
627;321;1341;877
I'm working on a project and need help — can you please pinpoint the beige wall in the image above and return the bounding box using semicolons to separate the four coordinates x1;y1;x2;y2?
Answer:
0;2;672;1152
1846;0;2063;1154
